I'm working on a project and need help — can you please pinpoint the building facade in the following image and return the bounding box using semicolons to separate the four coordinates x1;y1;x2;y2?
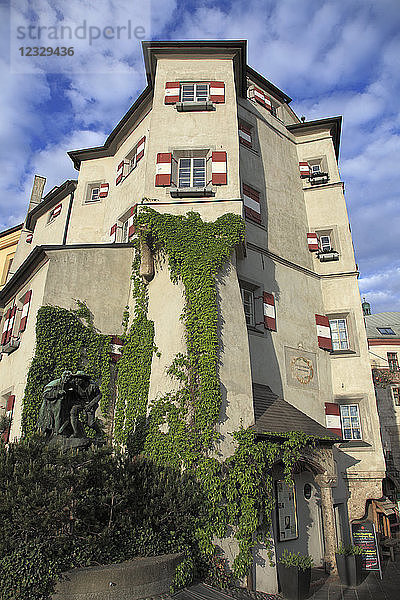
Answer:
0;41;385;592
0;223;22;290
365;310;400;500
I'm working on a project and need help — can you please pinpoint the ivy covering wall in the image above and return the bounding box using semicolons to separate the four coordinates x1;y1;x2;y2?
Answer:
114;208;317;582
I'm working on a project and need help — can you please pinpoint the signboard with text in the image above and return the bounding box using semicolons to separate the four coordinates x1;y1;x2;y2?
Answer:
276;480;298;541
351;520;382;577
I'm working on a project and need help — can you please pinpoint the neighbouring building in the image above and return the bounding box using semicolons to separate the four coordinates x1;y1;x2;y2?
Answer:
0;41;385;593
0;223;22;290
365;306;400;502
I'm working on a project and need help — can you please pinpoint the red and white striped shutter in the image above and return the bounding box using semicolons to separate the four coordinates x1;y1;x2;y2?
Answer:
209;81;225;103
325;403;342;437
110;336;124;362
6;395;15;420
211;151;227;185
243;184;261;223
307;233;319;252
263;292;276;331
253;86;266;107
136;136;146;162
155;153;172;186
116;161;125;185
109;224;117;243
6;306;16;344
299;162;310;178
99;183;109;198
1;308;11;345
128;205;137;239
239;123;252;148
316;314;332;350
264;95;273;112
165;82;180;104
26;233;33;244
19;290;32;333
52;204;62;218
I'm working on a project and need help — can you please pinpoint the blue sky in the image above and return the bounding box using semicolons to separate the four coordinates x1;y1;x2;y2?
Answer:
1;0;399;312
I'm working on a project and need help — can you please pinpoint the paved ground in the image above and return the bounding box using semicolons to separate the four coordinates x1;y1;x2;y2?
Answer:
308;558;400;600
172;557;400;600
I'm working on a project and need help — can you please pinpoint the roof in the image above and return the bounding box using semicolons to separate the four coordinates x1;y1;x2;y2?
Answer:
365;312;400;340
251;383;340;442
25;180;77;230
246;65;292;104
0;223;23;238
287;116;342;160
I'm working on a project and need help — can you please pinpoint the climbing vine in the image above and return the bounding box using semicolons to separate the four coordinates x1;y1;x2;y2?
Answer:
112;207;317;580
21;301;112;437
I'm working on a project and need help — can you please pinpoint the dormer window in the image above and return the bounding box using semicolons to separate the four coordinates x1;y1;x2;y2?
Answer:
181;83;209;102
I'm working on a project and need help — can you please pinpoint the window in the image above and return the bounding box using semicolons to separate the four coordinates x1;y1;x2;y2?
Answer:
319;235;332;252
181;83;209;102
241;288;255;327
90;187;99;202
329;319;349;351
388;352;399;371
377;327;395;335
340;404;362;440
392;387;400;406
178;158;206;188
311;164;321;174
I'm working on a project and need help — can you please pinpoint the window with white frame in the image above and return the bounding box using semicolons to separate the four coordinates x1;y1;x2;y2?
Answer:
329;318;349;351
340;404;362;440
391;386;400;406
181;83;209;102
319;235;332;252
178;158;206;188
310;164;321;174
121;220;129;243
241;288;255;327
377;327;395;335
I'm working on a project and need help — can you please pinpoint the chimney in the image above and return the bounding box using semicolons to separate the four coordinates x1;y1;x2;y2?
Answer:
27;175;46;213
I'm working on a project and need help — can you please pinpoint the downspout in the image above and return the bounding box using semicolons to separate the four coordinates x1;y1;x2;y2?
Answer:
62;190;75;245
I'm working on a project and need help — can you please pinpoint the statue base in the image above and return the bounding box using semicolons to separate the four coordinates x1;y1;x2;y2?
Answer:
49;435;93;451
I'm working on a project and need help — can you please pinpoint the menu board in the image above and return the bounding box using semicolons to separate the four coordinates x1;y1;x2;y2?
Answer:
276;480;298;541
351;521;382;576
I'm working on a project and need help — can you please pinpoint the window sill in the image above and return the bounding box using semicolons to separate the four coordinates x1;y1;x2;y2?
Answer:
247;325;265;336
330;349;357;356
318;251;339;262
175;101;215;112
338;440;371;449
1;338;20;355
170;187;215;198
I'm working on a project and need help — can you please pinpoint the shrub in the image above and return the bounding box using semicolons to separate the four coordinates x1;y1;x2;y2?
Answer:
336;543;363;556
278;549;314;571
0;435;207;599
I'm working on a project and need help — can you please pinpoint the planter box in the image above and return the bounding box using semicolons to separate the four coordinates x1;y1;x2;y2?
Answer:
277;564;311;600
335;553;363;587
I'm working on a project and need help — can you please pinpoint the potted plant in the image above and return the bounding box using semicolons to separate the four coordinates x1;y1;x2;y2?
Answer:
335;543;363;587
277;549;313;600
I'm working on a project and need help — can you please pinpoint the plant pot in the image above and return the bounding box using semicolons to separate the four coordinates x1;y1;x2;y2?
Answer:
335;553;363;587
277;564;311;600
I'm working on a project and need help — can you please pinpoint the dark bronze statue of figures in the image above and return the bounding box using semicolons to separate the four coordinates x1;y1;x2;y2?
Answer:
38;370;102;445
